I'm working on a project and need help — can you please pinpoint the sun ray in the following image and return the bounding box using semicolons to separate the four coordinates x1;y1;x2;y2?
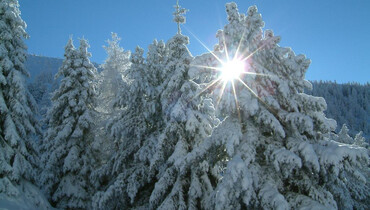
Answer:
250;60;281;82
231;80;241;122
240;44;265;62
190;64;223;72
237;78;261;101
252;61;274;75
189;77;222;103
233;29;247;60
184;26;225;65
237;77;277;115
240;71;269;77
215;80;228;109
183;26;281;123
238;78;288;128
240;37;273;63
221;30;230;62
236;77;278;115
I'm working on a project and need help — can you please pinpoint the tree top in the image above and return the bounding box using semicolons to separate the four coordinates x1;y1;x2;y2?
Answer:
173;0;188;34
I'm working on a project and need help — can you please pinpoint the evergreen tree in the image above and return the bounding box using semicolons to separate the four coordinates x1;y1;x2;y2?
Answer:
145;39;167;127
148;2;219;209
93;46;156;209
40;38;97;209
0;0;40;198
109;46;151;161
93;7;193;207
335;124;354;144
98;32;131;113
354;131;369;149
91;33;131;175
146;39;166;90
189;3;368;209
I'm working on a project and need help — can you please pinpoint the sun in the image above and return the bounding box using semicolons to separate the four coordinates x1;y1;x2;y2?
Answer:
186;26;273;117
220;59;245;82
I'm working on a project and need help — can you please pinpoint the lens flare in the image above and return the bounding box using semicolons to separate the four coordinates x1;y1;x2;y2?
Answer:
185;25;275;120
220;60;245;82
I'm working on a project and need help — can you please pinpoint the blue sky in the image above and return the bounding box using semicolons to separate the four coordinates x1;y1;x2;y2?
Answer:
19;0;369;83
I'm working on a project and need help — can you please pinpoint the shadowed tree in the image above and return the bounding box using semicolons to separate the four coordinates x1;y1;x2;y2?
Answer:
0;0;40;201
40;38;97;209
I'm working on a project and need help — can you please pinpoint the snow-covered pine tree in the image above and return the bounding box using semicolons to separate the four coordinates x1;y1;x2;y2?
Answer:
93;45;158;209
334;124;354;144
40;38;97;209
354;131;369;149
90;33;131;176
147;39;166;91
98;32;131;113
0;0;41;201
148;2;220;209
188;2;369;209
326;127;369;209
145;39;167;127
108;46;151;164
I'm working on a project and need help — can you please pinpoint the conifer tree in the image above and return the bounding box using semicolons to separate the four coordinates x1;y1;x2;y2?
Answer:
92;33;131;170
93;46;157;209
0;0;40;198
109;46;151;159
98;32;131;113
188;2;369;209
335;124;354;144
148;2;219;209
93;3;205;208
353;131;369;149
145;39;167;127
147;39;167;91
40;38;97;209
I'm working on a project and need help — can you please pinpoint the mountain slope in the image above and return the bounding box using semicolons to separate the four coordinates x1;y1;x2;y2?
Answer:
25;54;100;82
25;54;63;82
306;81;369;140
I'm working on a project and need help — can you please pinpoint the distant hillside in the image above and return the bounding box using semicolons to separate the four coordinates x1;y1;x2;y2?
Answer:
25;54;101;82
306;81;369;140
25;54;63;82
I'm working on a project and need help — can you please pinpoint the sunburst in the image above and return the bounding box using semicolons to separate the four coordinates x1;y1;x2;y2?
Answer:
220;59;245;82
186;26;273;120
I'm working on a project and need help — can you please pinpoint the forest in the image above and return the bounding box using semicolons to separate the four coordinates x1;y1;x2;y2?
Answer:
0;0;369;209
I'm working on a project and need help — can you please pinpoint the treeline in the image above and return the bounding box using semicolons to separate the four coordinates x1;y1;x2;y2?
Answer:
28;70;370;142
1;1;369;210
306;81;369;140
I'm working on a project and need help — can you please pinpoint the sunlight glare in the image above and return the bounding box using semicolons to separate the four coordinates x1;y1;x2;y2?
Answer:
220;59;245;82
186;25;274;119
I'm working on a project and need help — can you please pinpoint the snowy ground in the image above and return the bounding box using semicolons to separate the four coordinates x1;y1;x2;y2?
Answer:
0;181;52;210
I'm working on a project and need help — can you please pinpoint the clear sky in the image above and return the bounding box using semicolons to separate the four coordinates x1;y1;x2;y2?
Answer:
19;0;370;84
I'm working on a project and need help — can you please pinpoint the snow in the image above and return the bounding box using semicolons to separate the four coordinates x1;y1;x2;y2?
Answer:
1;0;368;209
40;38;97;209
259;182;289;210
0;181;52;210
